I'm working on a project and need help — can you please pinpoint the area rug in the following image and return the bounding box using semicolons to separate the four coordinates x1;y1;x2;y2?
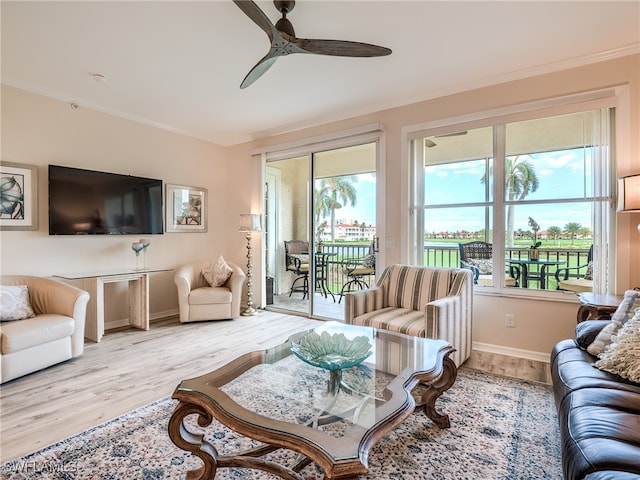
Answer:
0;367;561;479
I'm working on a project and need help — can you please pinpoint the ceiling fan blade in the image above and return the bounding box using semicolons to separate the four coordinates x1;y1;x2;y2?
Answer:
240;55;279;89
294;38;392;57
232;0;277;41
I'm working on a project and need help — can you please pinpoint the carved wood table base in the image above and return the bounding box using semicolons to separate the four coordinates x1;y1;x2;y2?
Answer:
168;323;457;480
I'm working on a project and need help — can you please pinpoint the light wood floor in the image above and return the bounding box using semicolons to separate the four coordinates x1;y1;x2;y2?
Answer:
0;312;551;463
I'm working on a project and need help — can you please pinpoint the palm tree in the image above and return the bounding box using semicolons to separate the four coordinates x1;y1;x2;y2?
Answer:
482;155;539;247
547;226;562;245
564;222;582;245
314;176;358;242
579;227;591;241
505;156;539;247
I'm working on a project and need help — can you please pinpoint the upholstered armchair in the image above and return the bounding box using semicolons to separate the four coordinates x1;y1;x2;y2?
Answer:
344;264;473;367
174;258;246;323
0;275;90;383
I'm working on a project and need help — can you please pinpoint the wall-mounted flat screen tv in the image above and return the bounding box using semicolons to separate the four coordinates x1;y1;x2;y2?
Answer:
49;165;163;235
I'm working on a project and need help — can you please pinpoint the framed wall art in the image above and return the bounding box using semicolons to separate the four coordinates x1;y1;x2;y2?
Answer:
165;184;208;233
0;162;38;231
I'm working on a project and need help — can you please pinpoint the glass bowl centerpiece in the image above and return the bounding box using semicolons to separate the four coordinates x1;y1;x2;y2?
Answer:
291;331;373;394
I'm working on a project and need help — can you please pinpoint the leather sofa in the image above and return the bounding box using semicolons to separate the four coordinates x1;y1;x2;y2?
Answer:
1;275;90;383
174;259;245;322
550;319;640;480
344;264;473;367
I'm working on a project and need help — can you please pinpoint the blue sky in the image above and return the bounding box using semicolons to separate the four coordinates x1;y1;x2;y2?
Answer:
326;148;600;235
423;149;595;233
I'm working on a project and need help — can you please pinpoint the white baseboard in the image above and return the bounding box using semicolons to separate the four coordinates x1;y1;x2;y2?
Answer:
472;341;550;364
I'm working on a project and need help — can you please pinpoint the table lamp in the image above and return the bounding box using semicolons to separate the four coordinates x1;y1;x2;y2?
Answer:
617;174;640;234
239;213;262;316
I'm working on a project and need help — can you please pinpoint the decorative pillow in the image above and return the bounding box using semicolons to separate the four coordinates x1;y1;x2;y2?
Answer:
291;254;309;263
593;309;640;383
468;259;492;275
584;261;593;280
363;253;376;269
0;285;36;321
587;289;640;356
202;256;233;287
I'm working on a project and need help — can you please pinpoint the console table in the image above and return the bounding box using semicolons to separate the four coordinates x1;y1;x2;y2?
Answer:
55;269;169;343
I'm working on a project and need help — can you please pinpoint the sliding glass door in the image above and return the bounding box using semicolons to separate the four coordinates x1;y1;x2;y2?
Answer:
265;142;378;320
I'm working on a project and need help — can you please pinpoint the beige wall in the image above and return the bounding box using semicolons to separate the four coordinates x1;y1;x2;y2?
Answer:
2;54;638;357
0;85;247;325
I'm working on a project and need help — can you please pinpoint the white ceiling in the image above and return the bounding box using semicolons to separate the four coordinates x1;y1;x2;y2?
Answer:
2;1;639;147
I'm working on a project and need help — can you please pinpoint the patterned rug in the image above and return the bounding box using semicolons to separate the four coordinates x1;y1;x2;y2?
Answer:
0;367;561;480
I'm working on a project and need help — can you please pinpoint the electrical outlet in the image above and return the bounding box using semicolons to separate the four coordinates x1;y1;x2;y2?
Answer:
505;314;515;327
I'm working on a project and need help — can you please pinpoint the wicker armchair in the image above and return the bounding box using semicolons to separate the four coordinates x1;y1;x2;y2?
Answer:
459;241;519;287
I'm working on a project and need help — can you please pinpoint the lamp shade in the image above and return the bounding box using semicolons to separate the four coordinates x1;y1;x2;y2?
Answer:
617;174;640;212
239;213;262;232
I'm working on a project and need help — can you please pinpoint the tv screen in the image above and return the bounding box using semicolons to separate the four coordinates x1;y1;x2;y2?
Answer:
48;165;163;235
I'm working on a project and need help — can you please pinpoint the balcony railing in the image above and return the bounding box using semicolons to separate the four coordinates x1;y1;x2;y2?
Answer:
314;243;591;294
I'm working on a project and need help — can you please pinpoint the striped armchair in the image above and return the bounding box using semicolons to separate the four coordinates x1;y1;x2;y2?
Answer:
344;264;473;367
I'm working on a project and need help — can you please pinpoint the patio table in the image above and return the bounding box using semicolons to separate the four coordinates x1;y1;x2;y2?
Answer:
507;258;565;289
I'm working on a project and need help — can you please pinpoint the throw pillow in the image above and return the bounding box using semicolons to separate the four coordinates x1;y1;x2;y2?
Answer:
363;253;376;269
587;289;640;356
584;261;593;280
0;285;36;321
202;256;233;287
468;259;492;275
593;309;640;383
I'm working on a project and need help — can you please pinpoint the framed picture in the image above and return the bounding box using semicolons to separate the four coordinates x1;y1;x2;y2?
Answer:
0;161;38;231
165;184;208;233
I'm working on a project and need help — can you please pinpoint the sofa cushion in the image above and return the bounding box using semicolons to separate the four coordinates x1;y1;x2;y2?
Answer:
361;253;375;269
189;286;233;306
594;310;640;383
468;258;492;274
0;285;36;321
558;278;593;292
202;255;233;287
560;388;640;480
352;306;434;338
587;289;640;356
0;314;74;354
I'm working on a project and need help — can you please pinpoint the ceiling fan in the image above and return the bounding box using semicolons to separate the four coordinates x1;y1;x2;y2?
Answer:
233;0;392;89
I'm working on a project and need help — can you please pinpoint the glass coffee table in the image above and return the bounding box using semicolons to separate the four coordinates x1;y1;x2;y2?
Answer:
168;321;457;479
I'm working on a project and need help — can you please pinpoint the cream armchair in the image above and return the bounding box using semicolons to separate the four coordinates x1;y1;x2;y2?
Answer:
1;275;90;383
344;264;473;367
174;259;246;323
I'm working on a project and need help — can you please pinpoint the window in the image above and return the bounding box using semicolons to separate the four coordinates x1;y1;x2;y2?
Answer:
411;106;614;295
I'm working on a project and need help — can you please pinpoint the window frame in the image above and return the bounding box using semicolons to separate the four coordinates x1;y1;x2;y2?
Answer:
405;92;618;298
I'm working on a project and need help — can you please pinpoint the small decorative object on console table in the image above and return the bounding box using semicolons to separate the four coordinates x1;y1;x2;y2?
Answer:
139;238;151;270
238;213;262;316
131;242;144;271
